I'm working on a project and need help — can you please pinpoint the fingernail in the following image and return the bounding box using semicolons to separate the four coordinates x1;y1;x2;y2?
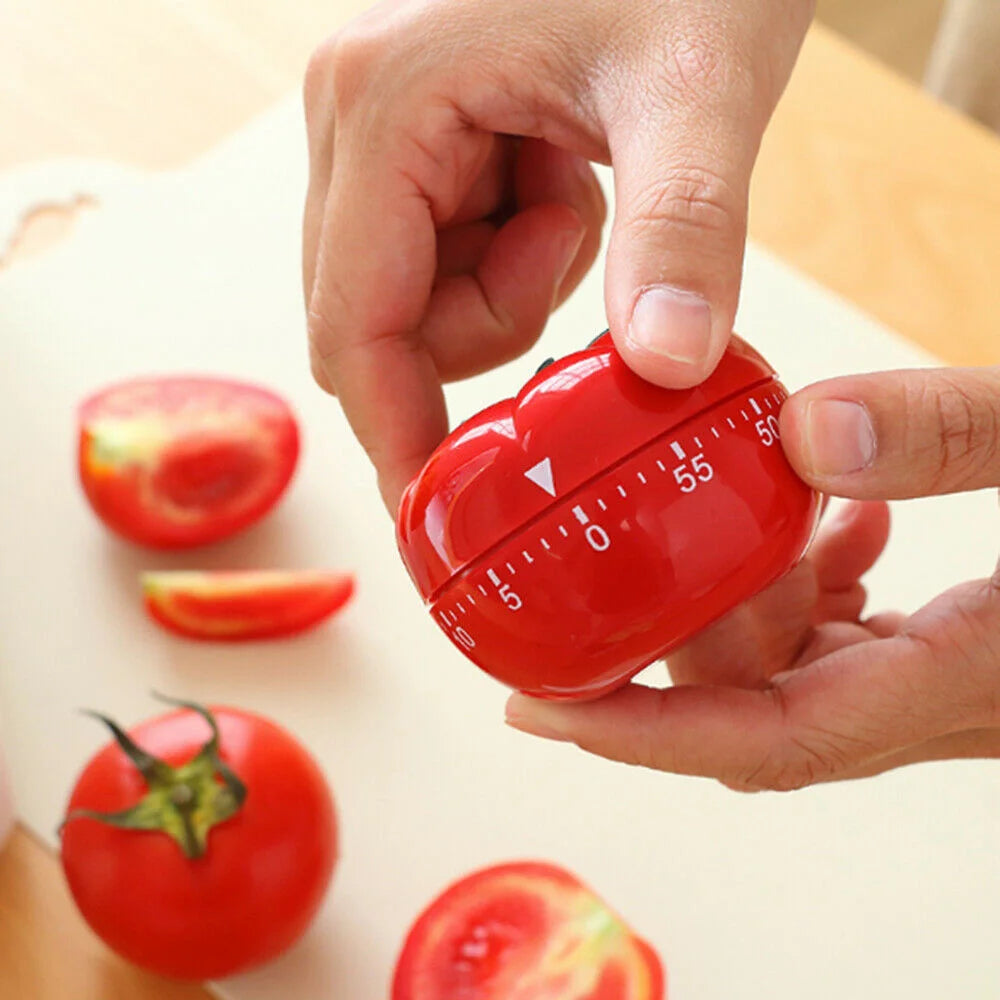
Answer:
554;224;585;288
626;285;712;367
504;704;571;743
805;400;876;476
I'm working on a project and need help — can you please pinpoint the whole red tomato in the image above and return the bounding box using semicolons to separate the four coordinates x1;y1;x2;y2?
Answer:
60;697;337;980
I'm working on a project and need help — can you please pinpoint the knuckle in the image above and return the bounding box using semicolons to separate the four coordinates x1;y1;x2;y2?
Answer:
307;279;352;361
718;778;763;795
306;304;337;363
661;32;740;103
914;375;1000;491
617;723;671;773
731;687;850;792
322;27;386;118
309;350;335;396
904;581;1000;728
737;750;827;793
303;34;339;114
600;692;689;774
626;164;742;242
760;765;816;794
636;18;756;115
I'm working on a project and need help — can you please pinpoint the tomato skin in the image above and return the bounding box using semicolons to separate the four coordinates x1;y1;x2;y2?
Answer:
78;376;300;550
142;571;355;641
60;707;337;980
392;861;665;1000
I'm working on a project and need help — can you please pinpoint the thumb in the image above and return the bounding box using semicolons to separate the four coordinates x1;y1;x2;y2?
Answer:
603;63;764;388
780;367;1000;499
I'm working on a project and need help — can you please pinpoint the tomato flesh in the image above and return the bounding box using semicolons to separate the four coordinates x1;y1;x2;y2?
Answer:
392;862;665;1000
142;570;355;640
78;376;299;549
439;890;551;996
60;707;337;980
151;435;264;509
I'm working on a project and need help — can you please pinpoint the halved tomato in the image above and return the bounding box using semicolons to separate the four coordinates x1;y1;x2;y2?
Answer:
392;861;665;1000
78;376;299;548
142;570;354;640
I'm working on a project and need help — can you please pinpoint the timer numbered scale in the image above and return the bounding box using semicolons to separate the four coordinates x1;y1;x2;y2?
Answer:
397;333;821;701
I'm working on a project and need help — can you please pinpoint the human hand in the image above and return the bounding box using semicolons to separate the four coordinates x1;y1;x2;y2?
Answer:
506;366;1000;790
303;0;816;509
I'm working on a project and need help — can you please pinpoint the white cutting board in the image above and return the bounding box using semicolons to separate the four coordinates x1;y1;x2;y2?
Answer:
0;97;997;1000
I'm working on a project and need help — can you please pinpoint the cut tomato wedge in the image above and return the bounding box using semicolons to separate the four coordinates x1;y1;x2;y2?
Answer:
79;376;299;549
142;570;354;641
392;861;665;1000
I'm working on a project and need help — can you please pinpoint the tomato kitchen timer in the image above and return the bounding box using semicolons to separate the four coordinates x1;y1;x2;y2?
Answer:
397;332;821;701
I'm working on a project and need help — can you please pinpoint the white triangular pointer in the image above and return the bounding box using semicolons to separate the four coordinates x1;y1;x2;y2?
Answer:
524;457;556;497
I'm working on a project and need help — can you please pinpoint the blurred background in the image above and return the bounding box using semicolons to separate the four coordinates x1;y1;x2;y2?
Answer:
1;0;998;176
823;0;999;131
2;2;999;999
820;0;944;80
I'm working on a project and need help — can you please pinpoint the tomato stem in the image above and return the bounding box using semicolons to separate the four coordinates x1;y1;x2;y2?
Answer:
61;696;247;860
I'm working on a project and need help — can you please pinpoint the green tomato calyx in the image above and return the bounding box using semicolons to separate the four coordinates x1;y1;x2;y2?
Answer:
61;693;247;860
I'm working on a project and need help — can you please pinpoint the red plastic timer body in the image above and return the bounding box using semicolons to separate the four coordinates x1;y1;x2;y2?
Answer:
397;333;821;701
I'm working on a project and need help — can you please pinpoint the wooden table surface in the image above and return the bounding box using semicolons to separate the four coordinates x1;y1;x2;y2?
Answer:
2;5;999;998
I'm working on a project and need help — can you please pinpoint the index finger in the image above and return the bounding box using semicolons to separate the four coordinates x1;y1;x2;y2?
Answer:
309;143;445;512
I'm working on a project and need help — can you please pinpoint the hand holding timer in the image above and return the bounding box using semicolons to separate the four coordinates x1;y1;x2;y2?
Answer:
396;332;822;701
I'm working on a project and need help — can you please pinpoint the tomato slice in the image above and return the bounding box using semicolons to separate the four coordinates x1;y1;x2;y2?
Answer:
392;862;665;1000
78;376;299;549
142;570;354;640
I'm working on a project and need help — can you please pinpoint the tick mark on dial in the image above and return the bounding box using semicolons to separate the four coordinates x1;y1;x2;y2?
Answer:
558;525;569;537
506;562;516;575
597;499;607;511
637;472;647;484
711;427;720;438
656;460;666;471
617;485;627;497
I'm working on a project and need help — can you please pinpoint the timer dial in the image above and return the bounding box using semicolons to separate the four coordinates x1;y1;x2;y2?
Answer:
397;334;821;700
